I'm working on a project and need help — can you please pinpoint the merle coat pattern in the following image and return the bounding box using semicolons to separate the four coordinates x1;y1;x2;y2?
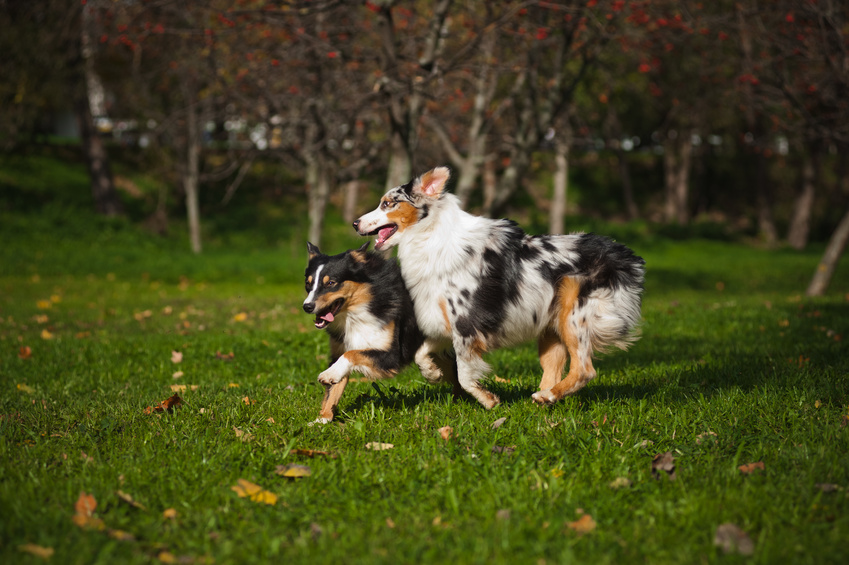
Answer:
354;167;645;408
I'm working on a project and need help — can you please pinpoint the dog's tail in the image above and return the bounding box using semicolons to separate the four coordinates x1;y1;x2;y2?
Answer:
573;234;645;355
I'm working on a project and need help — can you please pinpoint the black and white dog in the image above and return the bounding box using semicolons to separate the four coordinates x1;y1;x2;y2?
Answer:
354;167;645;408
303;242;457;422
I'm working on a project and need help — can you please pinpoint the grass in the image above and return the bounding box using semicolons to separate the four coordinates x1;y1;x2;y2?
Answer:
2;152;849;564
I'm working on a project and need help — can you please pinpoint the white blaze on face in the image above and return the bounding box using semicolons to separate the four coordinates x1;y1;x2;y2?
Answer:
304;264;324;306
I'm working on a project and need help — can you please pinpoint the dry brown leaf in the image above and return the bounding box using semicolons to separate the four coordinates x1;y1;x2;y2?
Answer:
386;517;396;529
609;477;633;489
696;431;717;445
438;426;453;441
275;464;312;478
241;396;255;405
566;513;596;534
40;329;54;340
172;371;184;379
170;384;198;393
651;452;676;481
738;461;765;474
17;383;35;394
171;350;183;363
163;508;178;520
158;551;177;564
230;479;277;505
115;490;147;511
491;417;507;429
365;442;394;451
107;529;135;541
72;491;105;530
815;483;841;493
17;544;54;560
144;393;183;415
216;351;235;361
233;427;253;442
18;346;32;360
290;448;337;458
714;523;754;555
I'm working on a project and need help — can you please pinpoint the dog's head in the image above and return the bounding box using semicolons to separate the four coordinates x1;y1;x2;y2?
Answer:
303;242;372;329
353;166;451;251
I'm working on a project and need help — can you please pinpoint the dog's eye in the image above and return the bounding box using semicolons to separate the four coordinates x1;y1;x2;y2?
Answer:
325;280;337;288
380;200;393;210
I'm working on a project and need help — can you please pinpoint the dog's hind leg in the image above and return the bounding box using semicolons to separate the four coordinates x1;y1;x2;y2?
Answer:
315;376;349;424
455;338;500;409
538;328;567;391
532;278;596;405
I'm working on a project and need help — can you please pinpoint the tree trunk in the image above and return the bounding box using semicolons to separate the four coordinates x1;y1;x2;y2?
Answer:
549;139;569;234
754;152;778;246
306;157;332;246
342;180;361;225
618;149;639;220
482;157;496;214
787;150;818;250
663;131;693;224
182;79;202;254
807;205;849;296
385;131;412;191
76;99;123;216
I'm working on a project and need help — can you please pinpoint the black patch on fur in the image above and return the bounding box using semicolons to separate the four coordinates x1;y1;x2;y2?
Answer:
303;244;429;374
461;289;471;300
572;233;645;300
421;204;429;220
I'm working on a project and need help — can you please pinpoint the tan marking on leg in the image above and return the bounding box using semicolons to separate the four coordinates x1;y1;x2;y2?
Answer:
343;350;395;380
318;376;348;421
439;298;452;333
545;278;594;402
538;328;567;391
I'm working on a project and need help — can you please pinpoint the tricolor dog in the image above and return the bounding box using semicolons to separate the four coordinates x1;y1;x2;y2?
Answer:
303;241;457;423
353;167;645;408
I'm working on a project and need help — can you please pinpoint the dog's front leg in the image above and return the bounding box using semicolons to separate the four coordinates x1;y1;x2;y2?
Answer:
414;339;451;383
318;350;391;386
314;375;349;424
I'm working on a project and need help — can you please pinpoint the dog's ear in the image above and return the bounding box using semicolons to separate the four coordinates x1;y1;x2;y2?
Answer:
349;241;370;263
416;166;451;198
307;241;321;260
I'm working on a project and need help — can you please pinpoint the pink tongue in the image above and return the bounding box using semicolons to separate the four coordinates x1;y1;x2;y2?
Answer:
377;226;394;244
321;312;334;323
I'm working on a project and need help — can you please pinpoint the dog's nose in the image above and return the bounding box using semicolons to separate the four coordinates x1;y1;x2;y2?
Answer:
352;220;360;231
303;302;315;314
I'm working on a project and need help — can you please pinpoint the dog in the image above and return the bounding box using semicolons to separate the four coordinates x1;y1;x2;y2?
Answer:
353;166;645;408
302;241;457;423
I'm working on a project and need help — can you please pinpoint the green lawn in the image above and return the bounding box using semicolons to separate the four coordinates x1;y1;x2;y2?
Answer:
1;158;848;563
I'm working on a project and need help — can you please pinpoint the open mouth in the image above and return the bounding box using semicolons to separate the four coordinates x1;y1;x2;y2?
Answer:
366;224;398;250
314;298;344;329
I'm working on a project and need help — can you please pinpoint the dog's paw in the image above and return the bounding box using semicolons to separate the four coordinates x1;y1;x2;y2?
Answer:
317;369;343;386
309;417;332;426
532;390;557;405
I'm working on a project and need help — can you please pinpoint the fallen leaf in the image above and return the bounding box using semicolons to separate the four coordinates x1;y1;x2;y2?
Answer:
17;544;54;559
143;393;183;415
651;452;676;480
815;483;841;493
71;491;105;530
491;445;516;454
230;479;277;505
18;346;32;360
438;426;453;441
275;464;312;478
170;350;183;364
714;523;754;555
491;417;507;429
566;513;596;534
36;300;52;309
158;551;177;564
266;417;275;423
40;329;54;340
108;529;135;541
242;396;255;405
493;375;510;383
115;490;147;510
496;509;511;521
609;477;633;489
365;442;394;451
290;448;337;458
233;427;253;442
814;400;822;409
386;517;396;529
216;350;235;360
33;314;49;324
163;508;178;520
550;468;565;478
172;371;184;379
738;461;765;474
696;431;717;445
17;383;35;394
227;383;240;388
233;312;248;322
